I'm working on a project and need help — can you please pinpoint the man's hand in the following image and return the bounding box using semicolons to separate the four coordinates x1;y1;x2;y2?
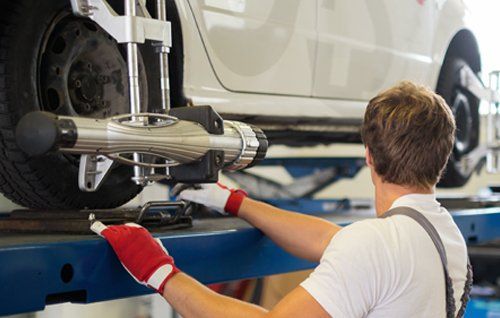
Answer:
175;183;247;216
176;182;339;262
90;221;179;294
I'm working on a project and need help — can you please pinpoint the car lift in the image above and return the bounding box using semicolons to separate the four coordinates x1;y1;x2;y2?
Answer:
0;156;499;316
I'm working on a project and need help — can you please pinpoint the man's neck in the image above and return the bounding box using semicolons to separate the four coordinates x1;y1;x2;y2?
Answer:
374;181;434;217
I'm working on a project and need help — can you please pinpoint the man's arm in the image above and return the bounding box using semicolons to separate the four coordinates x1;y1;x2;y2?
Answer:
239;198;340;262
163;272;330;318
178;184;341;262
90;221;331;318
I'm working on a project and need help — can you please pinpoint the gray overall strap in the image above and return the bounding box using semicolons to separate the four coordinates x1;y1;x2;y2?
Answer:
380;206;472;318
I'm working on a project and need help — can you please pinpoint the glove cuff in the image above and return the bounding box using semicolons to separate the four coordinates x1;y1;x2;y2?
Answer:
158;265;180;295
147;263;181;295
224;189;248;216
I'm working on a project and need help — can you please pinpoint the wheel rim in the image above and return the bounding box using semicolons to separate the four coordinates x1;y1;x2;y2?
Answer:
38;12;147;118
37;12;147;167
451;89;473;157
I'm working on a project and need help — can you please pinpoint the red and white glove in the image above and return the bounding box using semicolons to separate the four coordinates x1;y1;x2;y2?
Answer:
177;183;248;216
90;221;180;294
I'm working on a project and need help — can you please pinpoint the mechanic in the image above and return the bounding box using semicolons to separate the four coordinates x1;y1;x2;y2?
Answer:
91;81;471;318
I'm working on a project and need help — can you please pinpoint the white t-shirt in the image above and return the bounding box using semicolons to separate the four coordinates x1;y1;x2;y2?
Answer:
301;193;468;318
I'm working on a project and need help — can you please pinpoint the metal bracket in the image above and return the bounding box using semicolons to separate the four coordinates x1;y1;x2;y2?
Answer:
0;201;192;234
455;145;488;177
487;71;500;173
70;0;173;185
459;64;500;103
78;155;115;192
70;0;171;45
453;64;500;174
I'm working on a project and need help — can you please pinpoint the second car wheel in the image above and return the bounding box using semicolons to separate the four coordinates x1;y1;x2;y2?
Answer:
436;57;481;188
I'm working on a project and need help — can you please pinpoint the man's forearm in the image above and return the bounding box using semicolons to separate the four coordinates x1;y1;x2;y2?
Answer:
163;273;267;318
238;198;341;262
91;209;332;318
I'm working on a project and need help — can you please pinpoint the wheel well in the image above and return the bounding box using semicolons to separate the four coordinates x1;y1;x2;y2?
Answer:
444;29;481;73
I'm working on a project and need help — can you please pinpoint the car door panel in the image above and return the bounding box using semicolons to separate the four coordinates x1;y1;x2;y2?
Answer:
186;0;316;96
313;0;435;100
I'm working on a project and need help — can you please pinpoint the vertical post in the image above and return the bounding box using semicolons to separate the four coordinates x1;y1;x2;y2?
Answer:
487;71;500;173
157;0;171;113
496;73;500;172
126;0;141;115
125;0;146;184
157;0;172;177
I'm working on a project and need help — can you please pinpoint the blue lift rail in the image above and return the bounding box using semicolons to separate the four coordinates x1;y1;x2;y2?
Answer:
0;158;499;316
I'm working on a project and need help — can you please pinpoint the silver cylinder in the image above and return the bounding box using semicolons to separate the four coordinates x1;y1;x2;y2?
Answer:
125;0;145;182
126;44;141;115
125;0;140;115
58;116;262;170
15;112;267;171
156;0;171;112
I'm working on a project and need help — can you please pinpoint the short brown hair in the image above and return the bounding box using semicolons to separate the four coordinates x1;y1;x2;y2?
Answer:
361;81;456;189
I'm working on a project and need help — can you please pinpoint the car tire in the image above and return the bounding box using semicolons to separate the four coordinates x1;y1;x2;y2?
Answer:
436;57;480;188
0;0;144;209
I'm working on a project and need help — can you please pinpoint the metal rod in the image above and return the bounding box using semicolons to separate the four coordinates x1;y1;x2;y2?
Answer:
496;73;500;173
125;0;136;16
126;0;140;115
159;50;170;111
156;0;171;177
125;0;146;183
157;0;171;113
487;71;500;173
487;73;494;172
127;43;141;115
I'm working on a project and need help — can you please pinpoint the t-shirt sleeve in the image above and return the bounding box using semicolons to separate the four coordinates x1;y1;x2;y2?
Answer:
300;220;387;317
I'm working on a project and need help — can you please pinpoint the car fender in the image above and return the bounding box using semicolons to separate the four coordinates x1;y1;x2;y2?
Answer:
429;0;481;88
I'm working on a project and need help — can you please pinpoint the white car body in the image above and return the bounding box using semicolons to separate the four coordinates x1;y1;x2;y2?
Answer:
172;0;479;136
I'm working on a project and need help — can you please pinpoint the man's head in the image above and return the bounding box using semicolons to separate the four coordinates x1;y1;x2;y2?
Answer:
361;81;456;190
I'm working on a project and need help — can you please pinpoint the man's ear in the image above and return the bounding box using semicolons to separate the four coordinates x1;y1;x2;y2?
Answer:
365;147;373;168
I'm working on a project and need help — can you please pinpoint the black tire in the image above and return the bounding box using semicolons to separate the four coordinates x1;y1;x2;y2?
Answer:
0;0;144;209
436;57;480;188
